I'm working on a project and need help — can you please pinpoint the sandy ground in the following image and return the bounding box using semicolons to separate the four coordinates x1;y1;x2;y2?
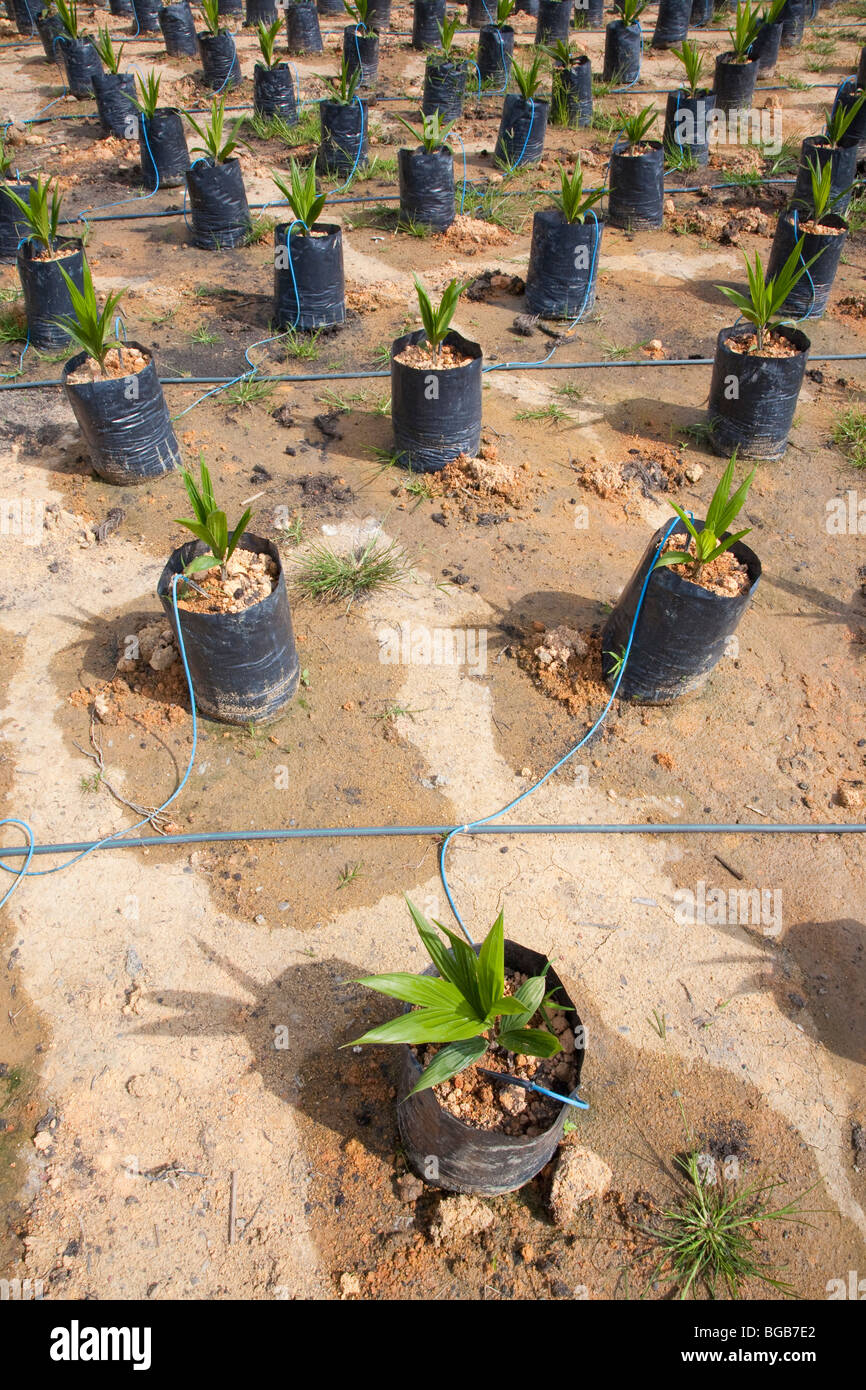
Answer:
0;2;865;1301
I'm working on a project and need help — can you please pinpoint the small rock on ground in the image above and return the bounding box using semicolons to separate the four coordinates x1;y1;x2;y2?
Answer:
429;1193;494;1248
549;1145;612;1227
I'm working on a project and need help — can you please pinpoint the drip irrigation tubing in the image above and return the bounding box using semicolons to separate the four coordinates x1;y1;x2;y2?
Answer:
1;820;864;862
54;174;806;225
2;353;865;392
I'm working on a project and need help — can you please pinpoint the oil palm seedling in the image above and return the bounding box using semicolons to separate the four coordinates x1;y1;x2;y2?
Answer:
526;158;604;318
654;452;755;575
716;238;819;352
349;904;564;1093
159;460;299;723
272;161;345;330
54;258;125;372
414;275;463;361
175;458;253;581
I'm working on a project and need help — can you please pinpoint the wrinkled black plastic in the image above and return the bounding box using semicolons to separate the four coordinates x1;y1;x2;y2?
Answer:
779;0;805;49
832;81;866;147
791;135;858;216
218;0;243;12
601;522;761;703
245;0;277;22
366;0;391;28
198;30;242;89
132;0;161;32
651;0;690;48
573;0;605;25
398;941;584;1196
713;53;758;115
186;158;251;250
708;323;810;459
273;221;346;330
412;0;445;49
513;0;538;13
551;56;593;129
10;0;37;32
17;238;85;350
750;20;782;74
316;0;343;12
0;180;31;262
477;24;513;85
158;536;299;726
766;209;847;318
859;45;866;91
494;93;548;168
36;10;65;61
664;89;714;164
93;71;137;140
423;57;468;120
525;207;603;319
58;36;103;98
318;99;369;176
62;341;180;486
343;24;379;88
139;108;190;190
391;329;482;473
534;0;570;45
608;141;664;231
603;20;642;85
398;146;455;231
468;0;494;23
285;1;323;52
689;0;712;25
254;63;298;121
109;0;134;15
159;3;198;56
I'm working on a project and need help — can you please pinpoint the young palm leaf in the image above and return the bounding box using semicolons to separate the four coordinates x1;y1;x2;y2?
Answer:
200;0;223;37
55;0;79;39
133;70;162;119
175;457;253;581
347;900;564;1094
728;0;762;59
414;275;463;359
511;49;544;101
618;104;658;147
318;55;363;104
94;27;123;73
185;95;244;163
670;39;703;96
2;174;63;251
272;159;326;229
825;89;866;146
394;107;457;153
617;0;648;23
54;258;125;372
256;17;282;68
716;238;821;350
494;0;515;23
655;452;755;571
551;158;604;223
436;11;461;57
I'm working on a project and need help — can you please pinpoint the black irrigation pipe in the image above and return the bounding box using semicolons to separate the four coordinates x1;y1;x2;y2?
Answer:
2;353;864;392
3;819;865;861
57;175;802;224
15;79;848;127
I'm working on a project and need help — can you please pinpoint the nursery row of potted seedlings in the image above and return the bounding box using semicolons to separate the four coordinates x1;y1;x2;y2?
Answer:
4;1;851;1195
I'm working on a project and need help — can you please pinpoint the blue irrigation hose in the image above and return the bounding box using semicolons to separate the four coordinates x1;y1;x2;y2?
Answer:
791;206;817;321
439;516;683;944
0;574;197;896
3;820;865;861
